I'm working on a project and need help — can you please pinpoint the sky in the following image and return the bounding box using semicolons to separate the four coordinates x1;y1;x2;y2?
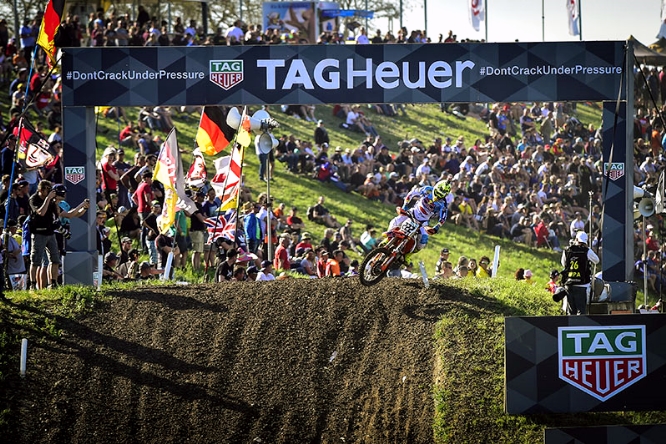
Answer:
372;0;663;46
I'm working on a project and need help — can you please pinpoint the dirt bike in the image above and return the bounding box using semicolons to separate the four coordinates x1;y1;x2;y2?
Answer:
359;216;421;286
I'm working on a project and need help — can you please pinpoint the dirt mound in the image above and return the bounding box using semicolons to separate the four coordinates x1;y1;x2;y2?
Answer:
11;278;453;444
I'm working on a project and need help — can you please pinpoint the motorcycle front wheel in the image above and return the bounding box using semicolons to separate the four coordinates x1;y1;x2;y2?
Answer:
359;247;394;286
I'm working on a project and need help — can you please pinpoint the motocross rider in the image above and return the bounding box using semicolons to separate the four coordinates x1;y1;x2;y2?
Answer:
387;180;451;261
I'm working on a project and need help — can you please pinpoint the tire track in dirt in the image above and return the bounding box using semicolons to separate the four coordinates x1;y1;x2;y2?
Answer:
11;279;448;444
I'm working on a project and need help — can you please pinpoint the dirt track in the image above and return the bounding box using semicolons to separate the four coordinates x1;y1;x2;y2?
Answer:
11;278;449;444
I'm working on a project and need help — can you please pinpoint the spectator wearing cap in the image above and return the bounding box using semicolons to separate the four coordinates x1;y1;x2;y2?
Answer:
102;252;124;281
256;260;275;281
118;236;134;264
561;231;599;315
100;147;120;203
295;232;314;257
435;248;451;274
117;248;140;280
273;234;291;271
547;270;560;294
9;67;28;101
246;265;259;280
138;261;160;280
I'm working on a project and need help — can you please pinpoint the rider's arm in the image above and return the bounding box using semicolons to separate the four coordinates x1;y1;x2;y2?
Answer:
431;202;449;233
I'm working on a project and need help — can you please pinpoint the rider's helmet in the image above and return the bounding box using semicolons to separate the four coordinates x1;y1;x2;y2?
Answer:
432;180;451;201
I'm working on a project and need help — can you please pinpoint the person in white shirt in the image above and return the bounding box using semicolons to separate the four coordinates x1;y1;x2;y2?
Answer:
400;262;418;278
256;260;276;281
356;27;370;44
226;20;244;43
415;158;431;178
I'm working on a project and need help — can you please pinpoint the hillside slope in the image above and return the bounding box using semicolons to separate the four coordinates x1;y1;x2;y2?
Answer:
11;279;447;444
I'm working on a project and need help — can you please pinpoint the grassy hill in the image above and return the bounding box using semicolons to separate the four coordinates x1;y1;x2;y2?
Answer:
3;101;665;442
89;102;565;287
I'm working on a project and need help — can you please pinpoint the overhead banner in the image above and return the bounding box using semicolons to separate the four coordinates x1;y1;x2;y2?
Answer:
505;315;666;414
61;41;625;107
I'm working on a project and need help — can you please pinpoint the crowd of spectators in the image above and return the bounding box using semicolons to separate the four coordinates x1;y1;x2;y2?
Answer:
3;7;666;289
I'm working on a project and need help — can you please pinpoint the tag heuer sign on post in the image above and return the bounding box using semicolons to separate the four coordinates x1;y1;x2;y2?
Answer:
558;326;646;401
209;60;244;90
65;166;85;185
603;162;625;181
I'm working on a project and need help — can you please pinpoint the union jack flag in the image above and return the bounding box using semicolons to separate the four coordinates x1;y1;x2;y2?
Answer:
205;210;237;244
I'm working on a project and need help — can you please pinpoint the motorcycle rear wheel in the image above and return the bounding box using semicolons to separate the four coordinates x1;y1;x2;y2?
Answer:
359;247;394;286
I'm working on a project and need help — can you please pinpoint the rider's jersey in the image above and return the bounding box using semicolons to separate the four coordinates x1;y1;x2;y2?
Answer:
402;186;448;226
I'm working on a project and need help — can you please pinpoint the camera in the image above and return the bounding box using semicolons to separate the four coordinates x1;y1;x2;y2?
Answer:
53;184;67;198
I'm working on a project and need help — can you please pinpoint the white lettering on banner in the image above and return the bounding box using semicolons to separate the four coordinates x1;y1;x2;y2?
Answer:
283;59;314;89
256;59;285;89
314;59;339;89
256;58;476;90
480;64;623;77
347;58;374;89
67;70;205;81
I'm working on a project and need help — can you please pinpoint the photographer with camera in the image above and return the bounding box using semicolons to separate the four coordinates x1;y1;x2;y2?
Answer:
27;180;59;290
53;183;90;251
29;182;90;290
561;231;599;315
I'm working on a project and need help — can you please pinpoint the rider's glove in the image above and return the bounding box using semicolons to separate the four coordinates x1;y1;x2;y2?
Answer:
425;226;437;235
396;206;408;216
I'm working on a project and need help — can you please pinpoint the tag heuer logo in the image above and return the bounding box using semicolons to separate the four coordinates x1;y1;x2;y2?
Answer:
209;60;243;90
558;326;646;401
65;166;85;185
603;162;625;181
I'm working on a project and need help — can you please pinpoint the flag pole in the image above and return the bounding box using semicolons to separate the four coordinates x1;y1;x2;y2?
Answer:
484;0;488;42
541;0;545;42
233;145;246;252
578;0;582;41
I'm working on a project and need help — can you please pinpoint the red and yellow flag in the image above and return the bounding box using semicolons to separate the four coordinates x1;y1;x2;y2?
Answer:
37;0;65;66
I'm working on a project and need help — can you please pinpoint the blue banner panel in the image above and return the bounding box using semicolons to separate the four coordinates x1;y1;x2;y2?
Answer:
61;41;625;107
545;424;666;444
505;315;666;414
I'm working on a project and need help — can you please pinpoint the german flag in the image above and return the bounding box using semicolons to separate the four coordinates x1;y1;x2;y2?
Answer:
37;0;65;66
195;106;237;156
